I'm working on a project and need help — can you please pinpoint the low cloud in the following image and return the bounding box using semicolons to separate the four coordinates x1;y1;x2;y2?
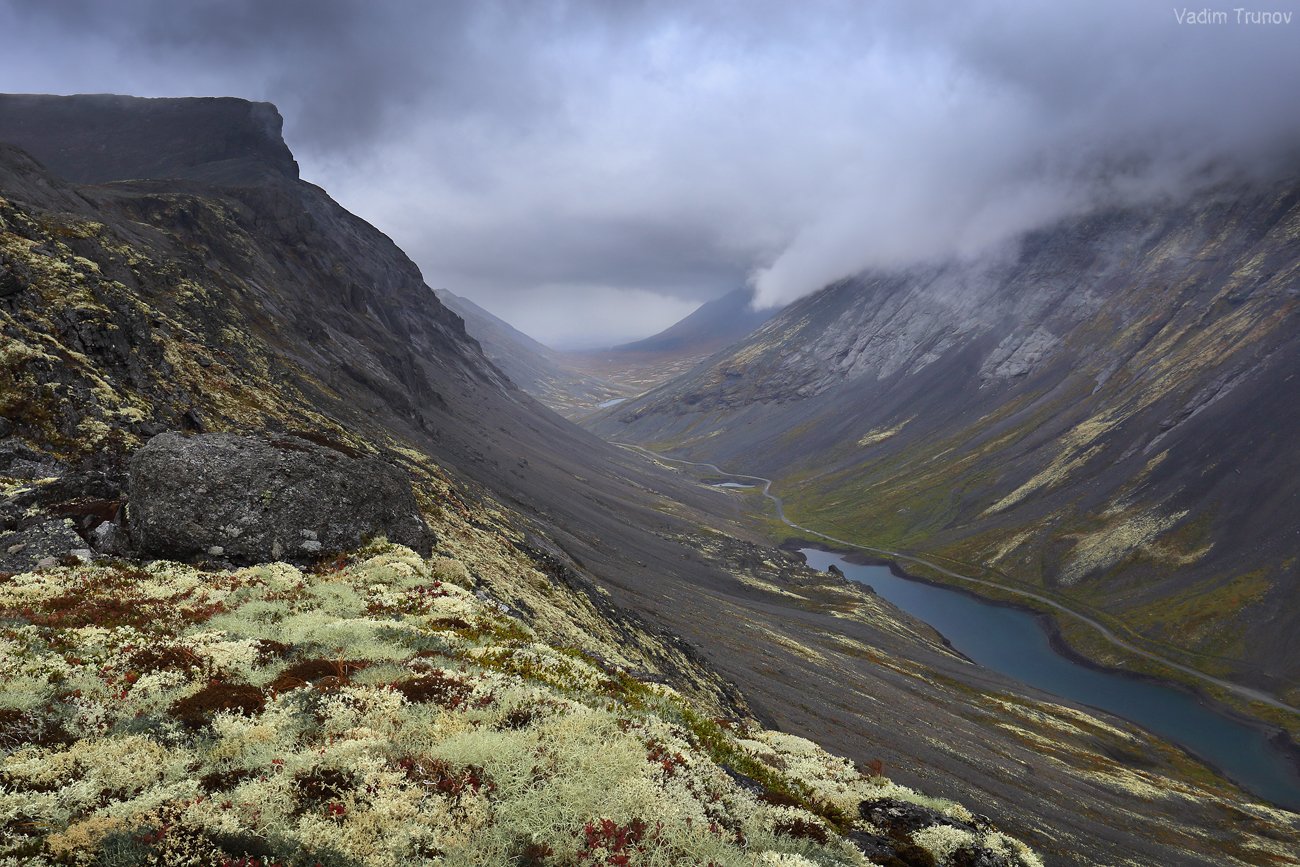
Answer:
3;1;1298;340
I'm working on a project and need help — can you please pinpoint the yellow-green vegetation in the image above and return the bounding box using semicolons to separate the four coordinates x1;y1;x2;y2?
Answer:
1123;568;1271;657
1058;506;1190;586
0;542;1043;867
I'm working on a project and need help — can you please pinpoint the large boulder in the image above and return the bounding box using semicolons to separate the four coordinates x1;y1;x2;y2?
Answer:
128;432;433;562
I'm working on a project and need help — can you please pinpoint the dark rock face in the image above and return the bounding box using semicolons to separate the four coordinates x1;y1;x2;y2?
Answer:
0;441;62;480
859;797;976;834
0;519;87;572
856;799;1019;867
0;250;30;297
89;521;128;556
127;432;432;562
0;94;298;186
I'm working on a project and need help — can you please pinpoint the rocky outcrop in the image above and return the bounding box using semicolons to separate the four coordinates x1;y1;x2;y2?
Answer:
127;432;432;562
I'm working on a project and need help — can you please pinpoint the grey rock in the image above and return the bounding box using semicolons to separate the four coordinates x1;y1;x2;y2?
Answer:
0;417;11;439
89;521;128;556
0;252;30;298
858;797;976;835
719;764;765;796
979;325;1060;380
130;421;168;439
0;441;63;480
0;519;84;572
0;472;121;537
843;831;896;861
127;432;433;563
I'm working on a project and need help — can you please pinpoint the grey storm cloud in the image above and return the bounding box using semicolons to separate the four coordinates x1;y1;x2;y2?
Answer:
2;0;1299;346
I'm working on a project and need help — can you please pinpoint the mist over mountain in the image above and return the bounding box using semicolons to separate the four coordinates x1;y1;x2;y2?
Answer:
4;1;1299;340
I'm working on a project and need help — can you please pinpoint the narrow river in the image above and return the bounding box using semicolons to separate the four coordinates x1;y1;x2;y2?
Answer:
801;547;1300;812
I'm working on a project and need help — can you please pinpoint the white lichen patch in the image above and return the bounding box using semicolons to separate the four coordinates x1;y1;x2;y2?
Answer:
1078;763;1201;803
1060;507;1189;585
985;527;1037;566
750;625;829;663
984;444;1104;515
0;542;1042;866
986;697;1141;745
857;418;912;448
733;571;809;600
913;824;977;862
0;477;37;498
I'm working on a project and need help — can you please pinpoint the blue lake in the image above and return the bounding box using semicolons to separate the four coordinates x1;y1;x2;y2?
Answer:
800;547;1300;812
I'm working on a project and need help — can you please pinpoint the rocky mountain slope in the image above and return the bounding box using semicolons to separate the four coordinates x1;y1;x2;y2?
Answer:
2;94;1298;864
0;534;1048;866
589;180;1300;703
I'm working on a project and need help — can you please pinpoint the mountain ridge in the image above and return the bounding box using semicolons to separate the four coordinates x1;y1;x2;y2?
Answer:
435;286;627;417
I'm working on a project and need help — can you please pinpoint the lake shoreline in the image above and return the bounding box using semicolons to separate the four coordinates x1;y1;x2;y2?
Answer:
781;537;1300;801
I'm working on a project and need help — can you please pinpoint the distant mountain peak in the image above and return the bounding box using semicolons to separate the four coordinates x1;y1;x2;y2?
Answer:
610;286;776;356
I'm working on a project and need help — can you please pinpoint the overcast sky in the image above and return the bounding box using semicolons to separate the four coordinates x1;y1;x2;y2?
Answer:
2;1;1298;347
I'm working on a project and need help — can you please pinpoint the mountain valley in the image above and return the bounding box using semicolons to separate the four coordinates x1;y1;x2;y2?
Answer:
0;94;1297;866
589;182;1300;721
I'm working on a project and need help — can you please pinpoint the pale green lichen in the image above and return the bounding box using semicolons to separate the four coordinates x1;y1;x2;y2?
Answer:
0;543;1045;866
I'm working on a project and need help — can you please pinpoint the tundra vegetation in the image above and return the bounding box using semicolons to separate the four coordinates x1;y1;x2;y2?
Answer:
0;541;1042;867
